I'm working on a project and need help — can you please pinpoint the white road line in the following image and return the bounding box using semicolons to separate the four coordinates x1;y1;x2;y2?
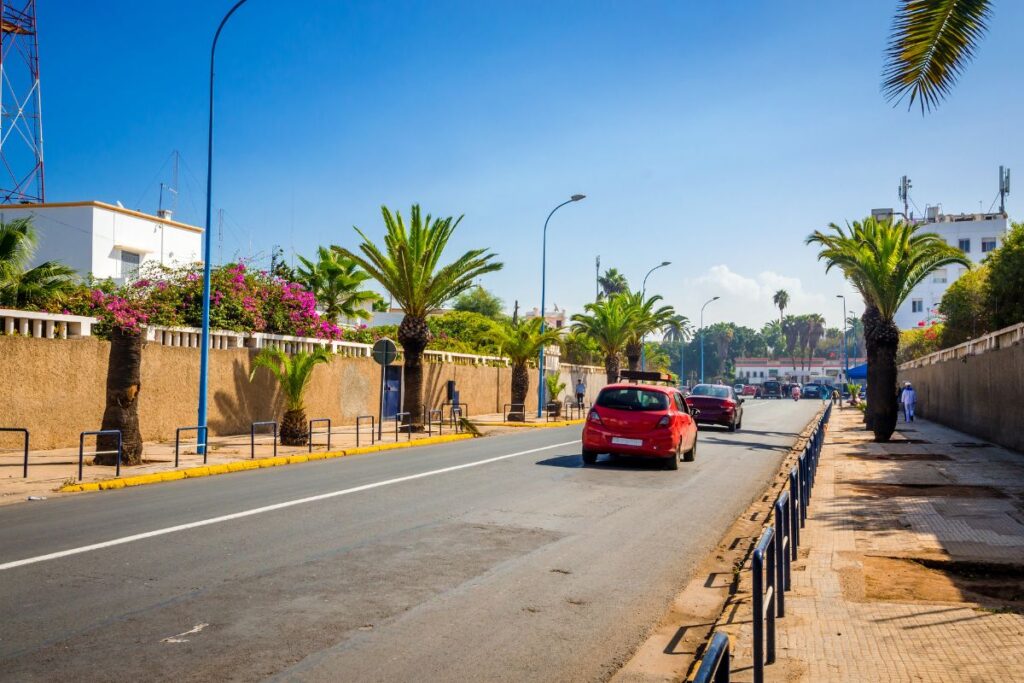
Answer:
0;439;581;572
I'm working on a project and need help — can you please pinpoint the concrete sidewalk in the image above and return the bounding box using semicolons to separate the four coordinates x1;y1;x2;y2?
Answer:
717;408;1024;682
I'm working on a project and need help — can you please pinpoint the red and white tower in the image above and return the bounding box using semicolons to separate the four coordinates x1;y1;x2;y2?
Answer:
0;0;44;203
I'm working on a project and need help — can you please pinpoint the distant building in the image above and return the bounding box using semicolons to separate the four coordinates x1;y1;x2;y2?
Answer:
0;201;202;283
733;357;866;385
890;208;1008;329
523;305;566;329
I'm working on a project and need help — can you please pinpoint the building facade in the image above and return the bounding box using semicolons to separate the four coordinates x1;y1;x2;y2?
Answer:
733;357;866;386
0;201;203;282
893;209;1008;329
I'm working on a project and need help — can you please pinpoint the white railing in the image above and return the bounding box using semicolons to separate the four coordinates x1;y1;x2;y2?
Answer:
899;322;1024;369
0;308;94;339
424;349;509;367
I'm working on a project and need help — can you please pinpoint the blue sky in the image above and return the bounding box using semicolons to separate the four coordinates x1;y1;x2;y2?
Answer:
40;1;1024;329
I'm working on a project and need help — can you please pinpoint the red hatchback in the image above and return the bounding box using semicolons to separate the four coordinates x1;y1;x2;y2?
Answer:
581;383;699;470
684;384;744;431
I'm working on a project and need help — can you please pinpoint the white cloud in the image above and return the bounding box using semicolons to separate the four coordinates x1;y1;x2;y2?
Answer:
679;265;832;328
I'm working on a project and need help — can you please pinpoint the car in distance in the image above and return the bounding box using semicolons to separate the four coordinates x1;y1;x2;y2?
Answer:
741;384;759;397
733;383;745;394
685;383;744;431
762;380;783;399
801;383;823;400
582;383;698;470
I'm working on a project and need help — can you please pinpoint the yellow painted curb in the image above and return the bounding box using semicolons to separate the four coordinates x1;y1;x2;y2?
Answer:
58;432;477;494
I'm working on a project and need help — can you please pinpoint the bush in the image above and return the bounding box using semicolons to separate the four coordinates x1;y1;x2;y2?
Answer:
985;222;1024;330
897;323;943;364
939;265;990;346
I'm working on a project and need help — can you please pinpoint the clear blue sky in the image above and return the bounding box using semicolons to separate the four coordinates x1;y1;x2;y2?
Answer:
40;1;1024;329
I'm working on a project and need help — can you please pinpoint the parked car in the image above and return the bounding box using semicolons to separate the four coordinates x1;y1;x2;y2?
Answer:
801;383;823;400
762;380;782;399
582;383;699;470
741;385;758;397
733;383;745;394
685;384;744;432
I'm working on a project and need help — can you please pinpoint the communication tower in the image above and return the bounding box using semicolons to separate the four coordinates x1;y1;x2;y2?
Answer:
0;1;44;203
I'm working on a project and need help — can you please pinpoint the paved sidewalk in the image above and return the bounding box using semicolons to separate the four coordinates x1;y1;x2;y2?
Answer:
718;408;1024;682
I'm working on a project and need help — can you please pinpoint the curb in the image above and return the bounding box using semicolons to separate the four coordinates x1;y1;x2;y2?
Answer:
60;432;476;494
473;419;585;429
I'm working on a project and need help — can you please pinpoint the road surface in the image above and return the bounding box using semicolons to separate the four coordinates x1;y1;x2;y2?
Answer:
0;399;820;682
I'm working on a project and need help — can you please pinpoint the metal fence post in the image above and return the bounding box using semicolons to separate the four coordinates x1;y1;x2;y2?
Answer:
693;630;731;683
775;492;791;616
308;418;331;453
1;428;30;478
789;467;800;558
752;527;776;683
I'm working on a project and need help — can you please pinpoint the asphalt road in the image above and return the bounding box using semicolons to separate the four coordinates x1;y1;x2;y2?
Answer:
0;398;821;682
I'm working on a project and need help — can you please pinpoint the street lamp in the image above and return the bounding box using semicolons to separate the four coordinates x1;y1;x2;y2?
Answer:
537;194;586;417
699;296;720;384
198;0;250;452
640;261;671;371
836;294;848;384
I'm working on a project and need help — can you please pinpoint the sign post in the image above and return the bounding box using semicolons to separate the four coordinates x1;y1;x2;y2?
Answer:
372;338;399;440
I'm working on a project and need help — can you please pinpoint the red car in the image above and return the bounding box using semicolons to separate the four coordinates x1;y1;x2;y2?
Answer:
685;384;745;432
581;383;699;470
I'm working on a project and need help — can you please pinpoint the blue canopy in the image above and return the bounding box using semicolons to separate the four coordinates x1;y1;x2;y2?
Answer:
847;362;867;380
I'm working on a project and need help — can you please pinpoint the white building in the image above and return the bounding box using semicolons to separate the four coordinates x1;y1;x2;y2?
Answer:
0;201;203;283
893;209;1008;329
524;305;567;329
733;357;866;386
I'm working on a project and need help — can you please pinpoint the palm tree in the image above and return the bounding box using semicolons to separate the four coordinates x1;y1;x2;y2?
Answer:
487;317;561;421
662;314;692;344
597;268;629;299
619;290;676;371
335;205;502;430
782;315;799;376
571;296;638;384
807;216;969;441
761;320;783;357
249;346;332;445
805;313;826;368
711;326;734;377
882;0;992;113
296;246;380;324
0;218;77;309
773;289;789;326
846;313;865;358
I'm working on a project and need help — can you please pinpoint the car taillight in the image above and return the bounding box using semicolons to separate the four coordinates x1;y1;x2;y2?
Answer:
588;410;602;424
723;400;736;408
656;415;670;428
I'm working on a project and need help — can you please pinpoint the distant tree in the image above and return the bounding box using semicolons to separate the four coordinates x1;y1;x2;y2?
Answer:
805;313;826;365
782;316;799;373
597;268;629;299
618;290;675;371
897;324;944;364
453;285;504;319
761;320;784;357
560;328;601;366
487;317;560;420
773;289;789;325
296;246;380;324
984;222;1024;330
846;314;865;358
571;296;638;383
939;264;990;345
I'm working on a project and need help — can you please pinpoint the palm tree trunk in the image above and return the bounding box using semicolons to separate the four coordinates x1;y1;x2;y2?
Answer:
280;408;308;446
97;328;143;465
509;361;529;422
398;314;430;431
604;353;620;385
863;305;899;441
625;341;642;372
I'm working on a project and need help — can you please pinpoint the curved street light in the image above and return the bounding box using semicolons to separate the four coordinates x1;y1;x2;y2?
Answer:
639;261;671;371
699;296;720;384
198;0;251;452
537;194;586;417
837;294;848;383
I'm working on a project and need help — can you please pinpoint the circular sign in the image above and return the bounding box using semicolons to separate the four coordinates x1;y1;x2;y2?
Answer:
372;338;399;366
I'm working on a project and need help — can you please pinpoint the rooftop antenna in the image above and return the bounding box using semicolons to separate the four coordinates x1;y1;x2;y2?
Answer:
157;151;179;218
595;255;601;300
999;166;1011;214
897;175;912;220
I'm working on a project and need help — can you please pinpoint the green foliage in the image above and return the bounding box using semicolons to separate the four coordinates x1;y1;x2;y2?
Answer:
618;290;675;348
772;289;789;322
545;374;566;402
662;314;692;344
643;341;672;374
428;311;502;354
296;246;380;323
939;263;990;346
0;217;77;309
597;268;629;298
897;323;944;363
560;328;601;366
571;296;637;357
452;285;505;319
486;316;560;365
249;346;332;411
984;222;1024;330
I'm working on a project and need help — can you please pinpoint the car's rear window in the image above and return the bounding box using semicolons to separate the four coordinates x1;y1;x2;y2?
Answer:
764;381;780;389
596;388;670;411
690;385;732;398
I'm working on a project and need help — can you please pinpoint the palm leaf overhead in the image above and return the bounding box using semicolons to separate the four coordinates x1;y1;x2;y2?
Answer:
882;0;992;113
0;218;77;308
487;317;561;366
571;295;640;382
297;246;380;323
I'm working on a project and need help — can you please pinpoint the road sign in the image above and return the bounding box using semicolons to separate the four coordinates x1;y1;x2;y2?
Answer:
372;338;398;366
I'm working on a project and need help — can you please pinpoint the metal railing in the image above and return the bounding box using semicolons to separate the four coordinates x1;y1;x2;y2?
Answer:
250;421;278;459
450;406;464;433
1;427;29;478
394;412;412;442
774;490;792;616
175;426;208;467
424;408;443;436
356;415;375;447
693;630;731;683
79;429;122;481
502;402;526;423
442;402;469;427
752;527;777;683
308;418;331;453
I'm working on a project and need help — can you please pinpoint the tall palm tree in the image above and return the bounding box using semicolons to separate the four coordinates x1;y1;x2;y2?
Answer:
882;0;992;113
336;205;502;430
761;320;783;357
773;289;789;326
782;315;799;376
0;218;77;309
249;346;333;445
662;313;692;344
711;326;734;377
805;313;826;368
619;290;675;371
488;318;562;420
296;247;380;324
571;296;638;384
846;313;865;358
807;216;969;441
597;268;629;299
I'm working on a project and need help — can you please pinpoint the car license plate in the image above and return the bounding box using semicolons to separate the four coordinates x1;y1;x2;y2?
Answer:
611;437;643;447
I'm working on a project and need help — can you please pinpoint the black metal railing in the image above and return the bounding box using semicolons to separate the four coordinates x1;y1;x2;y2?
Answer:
175;426;208;467
752;527;777;683
250;421;278;459
693;630;731;683
424;408;443;436
1;427;29;478
79;429;122;481
394;412;412;441
308;418;331;453
356;415;375;447
442;402;469;427
502;402;525;423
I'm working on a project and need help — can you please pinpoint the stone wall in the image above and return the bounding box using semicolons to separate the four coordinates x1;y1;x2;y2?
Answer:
0;336;607;449
898;342;1024;452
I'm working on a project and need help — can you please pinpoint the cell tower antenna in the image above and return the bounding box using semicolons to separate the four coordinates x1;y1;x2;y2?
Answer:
897;175;912;220
999;165;1010;214
0;1;44;203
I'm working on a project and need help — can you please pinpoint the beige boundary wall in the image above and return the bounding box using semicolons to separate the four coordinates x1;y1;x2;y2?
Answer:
898;324;1024;453
0;336;607;449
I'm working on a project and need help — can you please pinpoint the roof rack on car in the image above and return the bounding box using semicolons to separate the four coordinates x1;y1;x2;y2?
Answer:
618;370;676;386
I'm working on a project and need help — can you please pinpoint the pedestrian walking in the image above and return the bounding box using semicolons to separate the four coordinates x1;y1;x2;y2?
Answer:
901;381;916;422
575;378;586;409
831;388;840;406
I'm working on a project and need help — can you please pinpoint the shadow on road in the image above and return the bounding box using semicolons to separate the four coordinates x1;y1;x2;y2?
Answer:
536;454;673;471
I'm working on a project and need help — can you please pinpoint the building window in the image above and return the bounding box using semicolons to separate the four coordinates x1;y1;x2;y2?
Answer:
958;238;970;253
120;250;141;280
982;237;997;253
932;268;947;284
911;299;924;313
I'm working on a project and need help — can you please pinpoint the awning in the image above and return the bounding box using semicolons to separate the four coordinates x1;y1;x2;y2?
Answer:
847;363;867;380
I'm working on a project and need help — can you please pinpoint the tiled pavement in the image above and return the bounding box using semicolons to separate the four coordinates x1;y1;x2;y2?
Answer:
717;409;1024;682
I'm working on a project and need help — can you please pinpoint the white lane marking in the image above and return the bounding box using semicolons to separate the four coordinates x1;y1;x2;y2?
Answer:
0;439;581;572
161;623;208;643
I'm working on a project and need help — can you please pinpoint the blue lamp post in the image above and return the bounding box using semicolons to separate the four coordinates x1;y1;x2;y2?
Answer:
837;294;848;384
639;261;671;371
699;296;720;384
537;194;585;417
198;0;250;452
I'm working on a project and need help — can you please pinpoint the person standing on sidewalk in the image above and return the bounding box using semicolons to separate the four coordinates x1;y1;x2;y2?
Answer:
575;378;586;409
901;381;917;422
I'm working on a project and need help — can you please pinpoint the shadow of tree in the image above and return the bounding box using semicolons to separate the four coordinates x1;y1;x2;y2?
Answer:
210;353;283;436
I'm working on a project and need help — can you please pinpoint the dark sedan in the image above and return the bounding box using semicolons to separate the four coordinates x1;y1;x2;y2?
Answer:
684;384;744;431
801;384;823;399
